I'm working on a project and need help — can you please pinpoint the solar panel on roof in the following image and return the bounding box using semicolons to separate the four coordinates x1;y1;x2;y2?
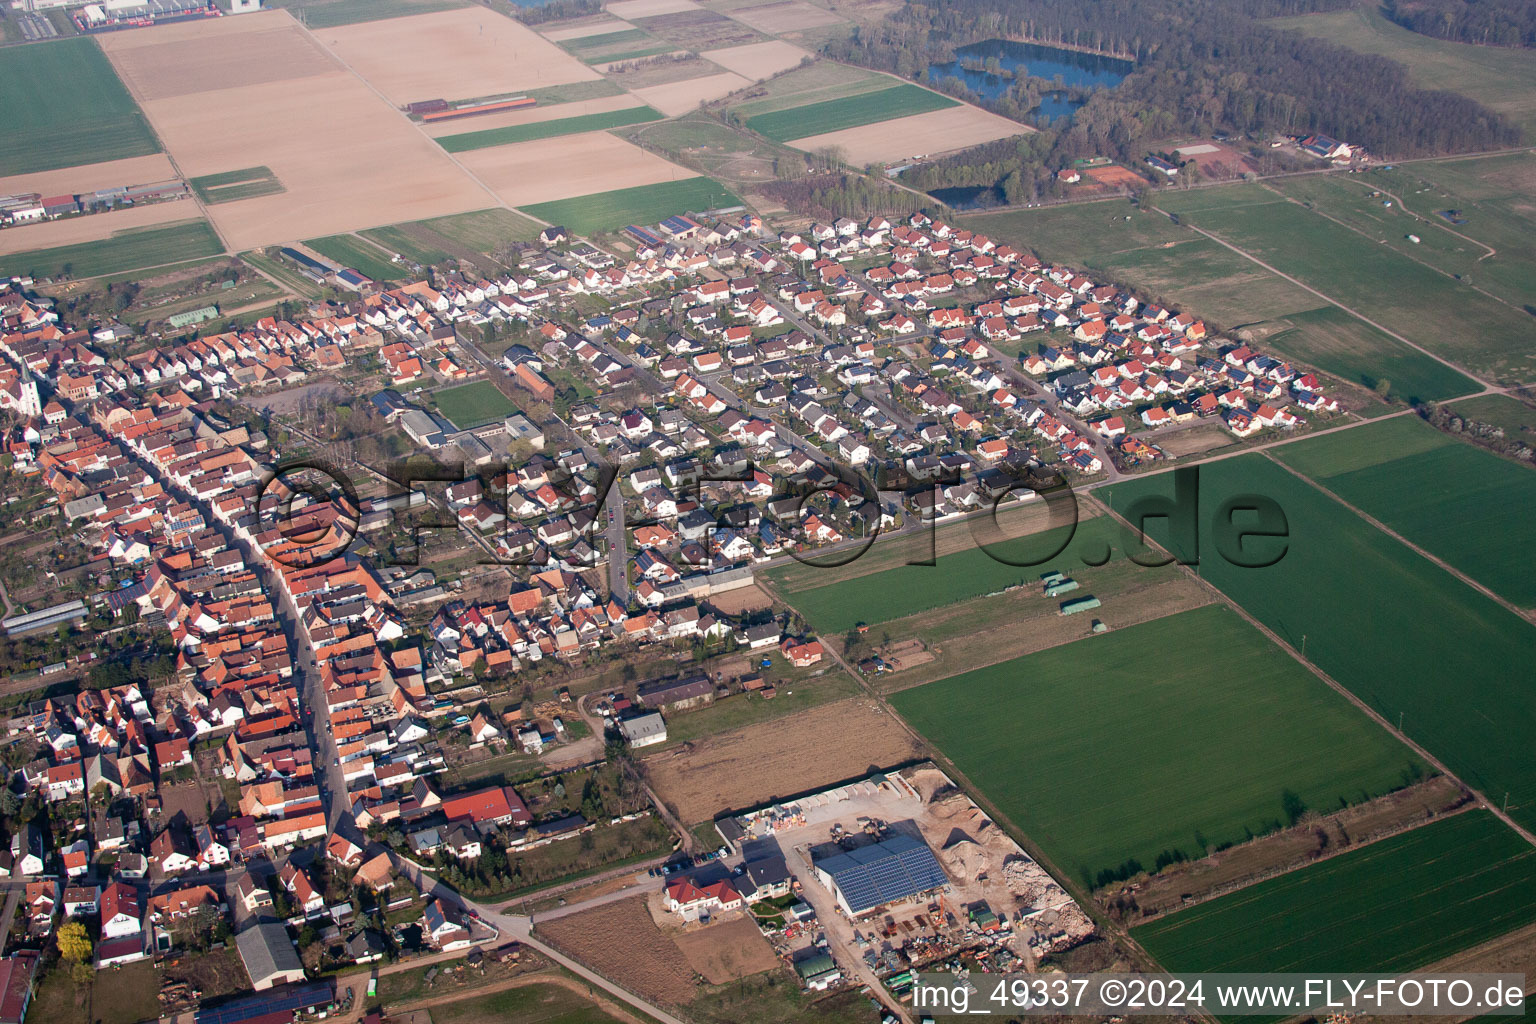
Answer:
816;832;948;915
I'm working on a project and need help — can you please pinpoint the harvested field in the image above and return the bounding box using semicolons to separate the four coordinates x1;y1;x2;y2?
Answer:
100;11;491;251
536;896;700;1006
319;8;601;105
703;582;773;614
457;131;694;207
607;0;702;17
729;0;846;34
540;18;636;41
634;8;762;49
644;697;922;823
0;153;176;203
787;103;1026;162
0;201;200;256
422;93;647;137
632;72;753;115
671;917;780;983
701;39;811;80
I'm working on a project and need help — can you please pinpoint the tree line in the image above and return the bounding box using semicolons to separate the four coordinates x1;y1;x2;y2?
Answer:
1384;0;1536;48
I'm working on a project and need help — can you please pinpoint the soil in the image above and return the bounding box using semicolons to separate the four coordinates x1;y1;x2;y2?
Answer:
0;202;201;256
633;72;754;116
670;916;781;983
700;40;812;80
535;895;701;1006
456;132;697;207
644;696;922;823
787;105;1029;165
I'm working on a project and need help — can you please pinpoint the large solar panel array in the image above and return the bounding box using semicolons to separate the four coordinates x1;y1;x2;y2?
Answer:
193;981;334;1024
816;832;948;915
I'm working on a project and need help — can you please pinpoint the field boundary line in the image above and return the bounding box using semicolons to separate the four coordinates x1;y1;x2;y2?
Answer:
1086;491;1536;851
1258;448;1533;620
1146;201;1494;389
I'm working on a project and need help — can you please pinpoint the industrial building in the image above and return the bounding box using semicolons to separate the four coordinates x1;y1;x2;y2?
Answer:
813;831;948;917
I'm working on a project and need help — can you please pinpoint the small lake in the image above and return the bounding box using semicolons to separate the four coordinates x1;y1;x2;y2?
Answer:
928;39;1134;123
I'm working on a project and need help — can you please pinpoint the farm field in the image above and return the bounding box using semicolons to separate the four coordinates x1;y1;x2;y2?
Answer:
700;39;811;79
891;604;1421;887
319;7;601;105
631;72;754;116
1268;6;1536;141
728;60;891;119
520;176;742;235
964;203;1478;403
420;977;627;1024
0;201;202;258
0;36;159;177
746;83;958;142
1133;810;1536;973
273;0;468;29
644;697;921;824
0;153;176;203
302;233;400;282
786;104;1026;164
767;513;1154;635
727;0;847;35
190;166;285;205
1273;415;1536;608
421;91;640;138
0;219;223;280
1448;393;1536;439
457;133;705;210
1154;184;1536;383
437;106;663;151
99;12;491;251
433;380;519;430
403;207;545;255
1104;454;1536;833
632;8;763;50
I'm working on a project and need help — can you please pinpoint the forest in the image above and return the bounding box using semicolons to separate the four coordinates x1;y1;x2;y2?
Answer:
1384;0;1536;47
824;0;1521;202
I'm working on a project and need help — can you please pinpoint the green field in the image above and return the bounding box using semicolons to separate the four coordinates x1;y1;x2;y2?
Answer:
730;61;891;120
434;380;518;430
746;83;960;142
302;234;400;283
1448;392;1536;438
437;106;663;152
520;177;742;235
891;604;1420;886
964;203;1477;403
559;27;672;64
0;36;159;176
1269;5;1536;141
1104;454;1536;832
1134;810;1536;973
1155;185;1536;383
190;167;285;205
271;0;466;29
765;514;1144;634
1274;416;1536;607
0;219;223;280
422;980;624;1024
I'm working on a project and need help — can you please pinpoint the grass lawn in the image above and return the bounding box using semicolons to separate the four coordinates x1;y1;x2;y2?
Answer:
1273;415;1536;607
359;224;453;268
1268;5;1536;142
689;972;881;1024
1133;811;1536;973
765;514;1138;635
433;379;519;430
0;36;159;175
521;177;742;235
963;203;1477;403
1154;184;1536;384
1103;454;1536;834
747;83;959;143
240;249;325;300
303;233;401;282
437;106;663;152
659;669;861;746
427;979;626;1024
891;604;1420;887
0;219;224;280
271;0;467;28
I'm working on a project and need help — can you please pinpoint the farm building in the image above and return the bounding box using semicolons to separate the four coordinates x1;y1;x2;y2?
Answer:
234;921;305;991
637;676;713;711
618;712;666;748
1059;595;1101;616
813;831;947;917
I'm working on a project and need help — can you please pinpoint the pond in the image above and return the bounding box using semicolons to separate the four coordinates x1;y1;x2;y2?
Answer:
928;39;1134;123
